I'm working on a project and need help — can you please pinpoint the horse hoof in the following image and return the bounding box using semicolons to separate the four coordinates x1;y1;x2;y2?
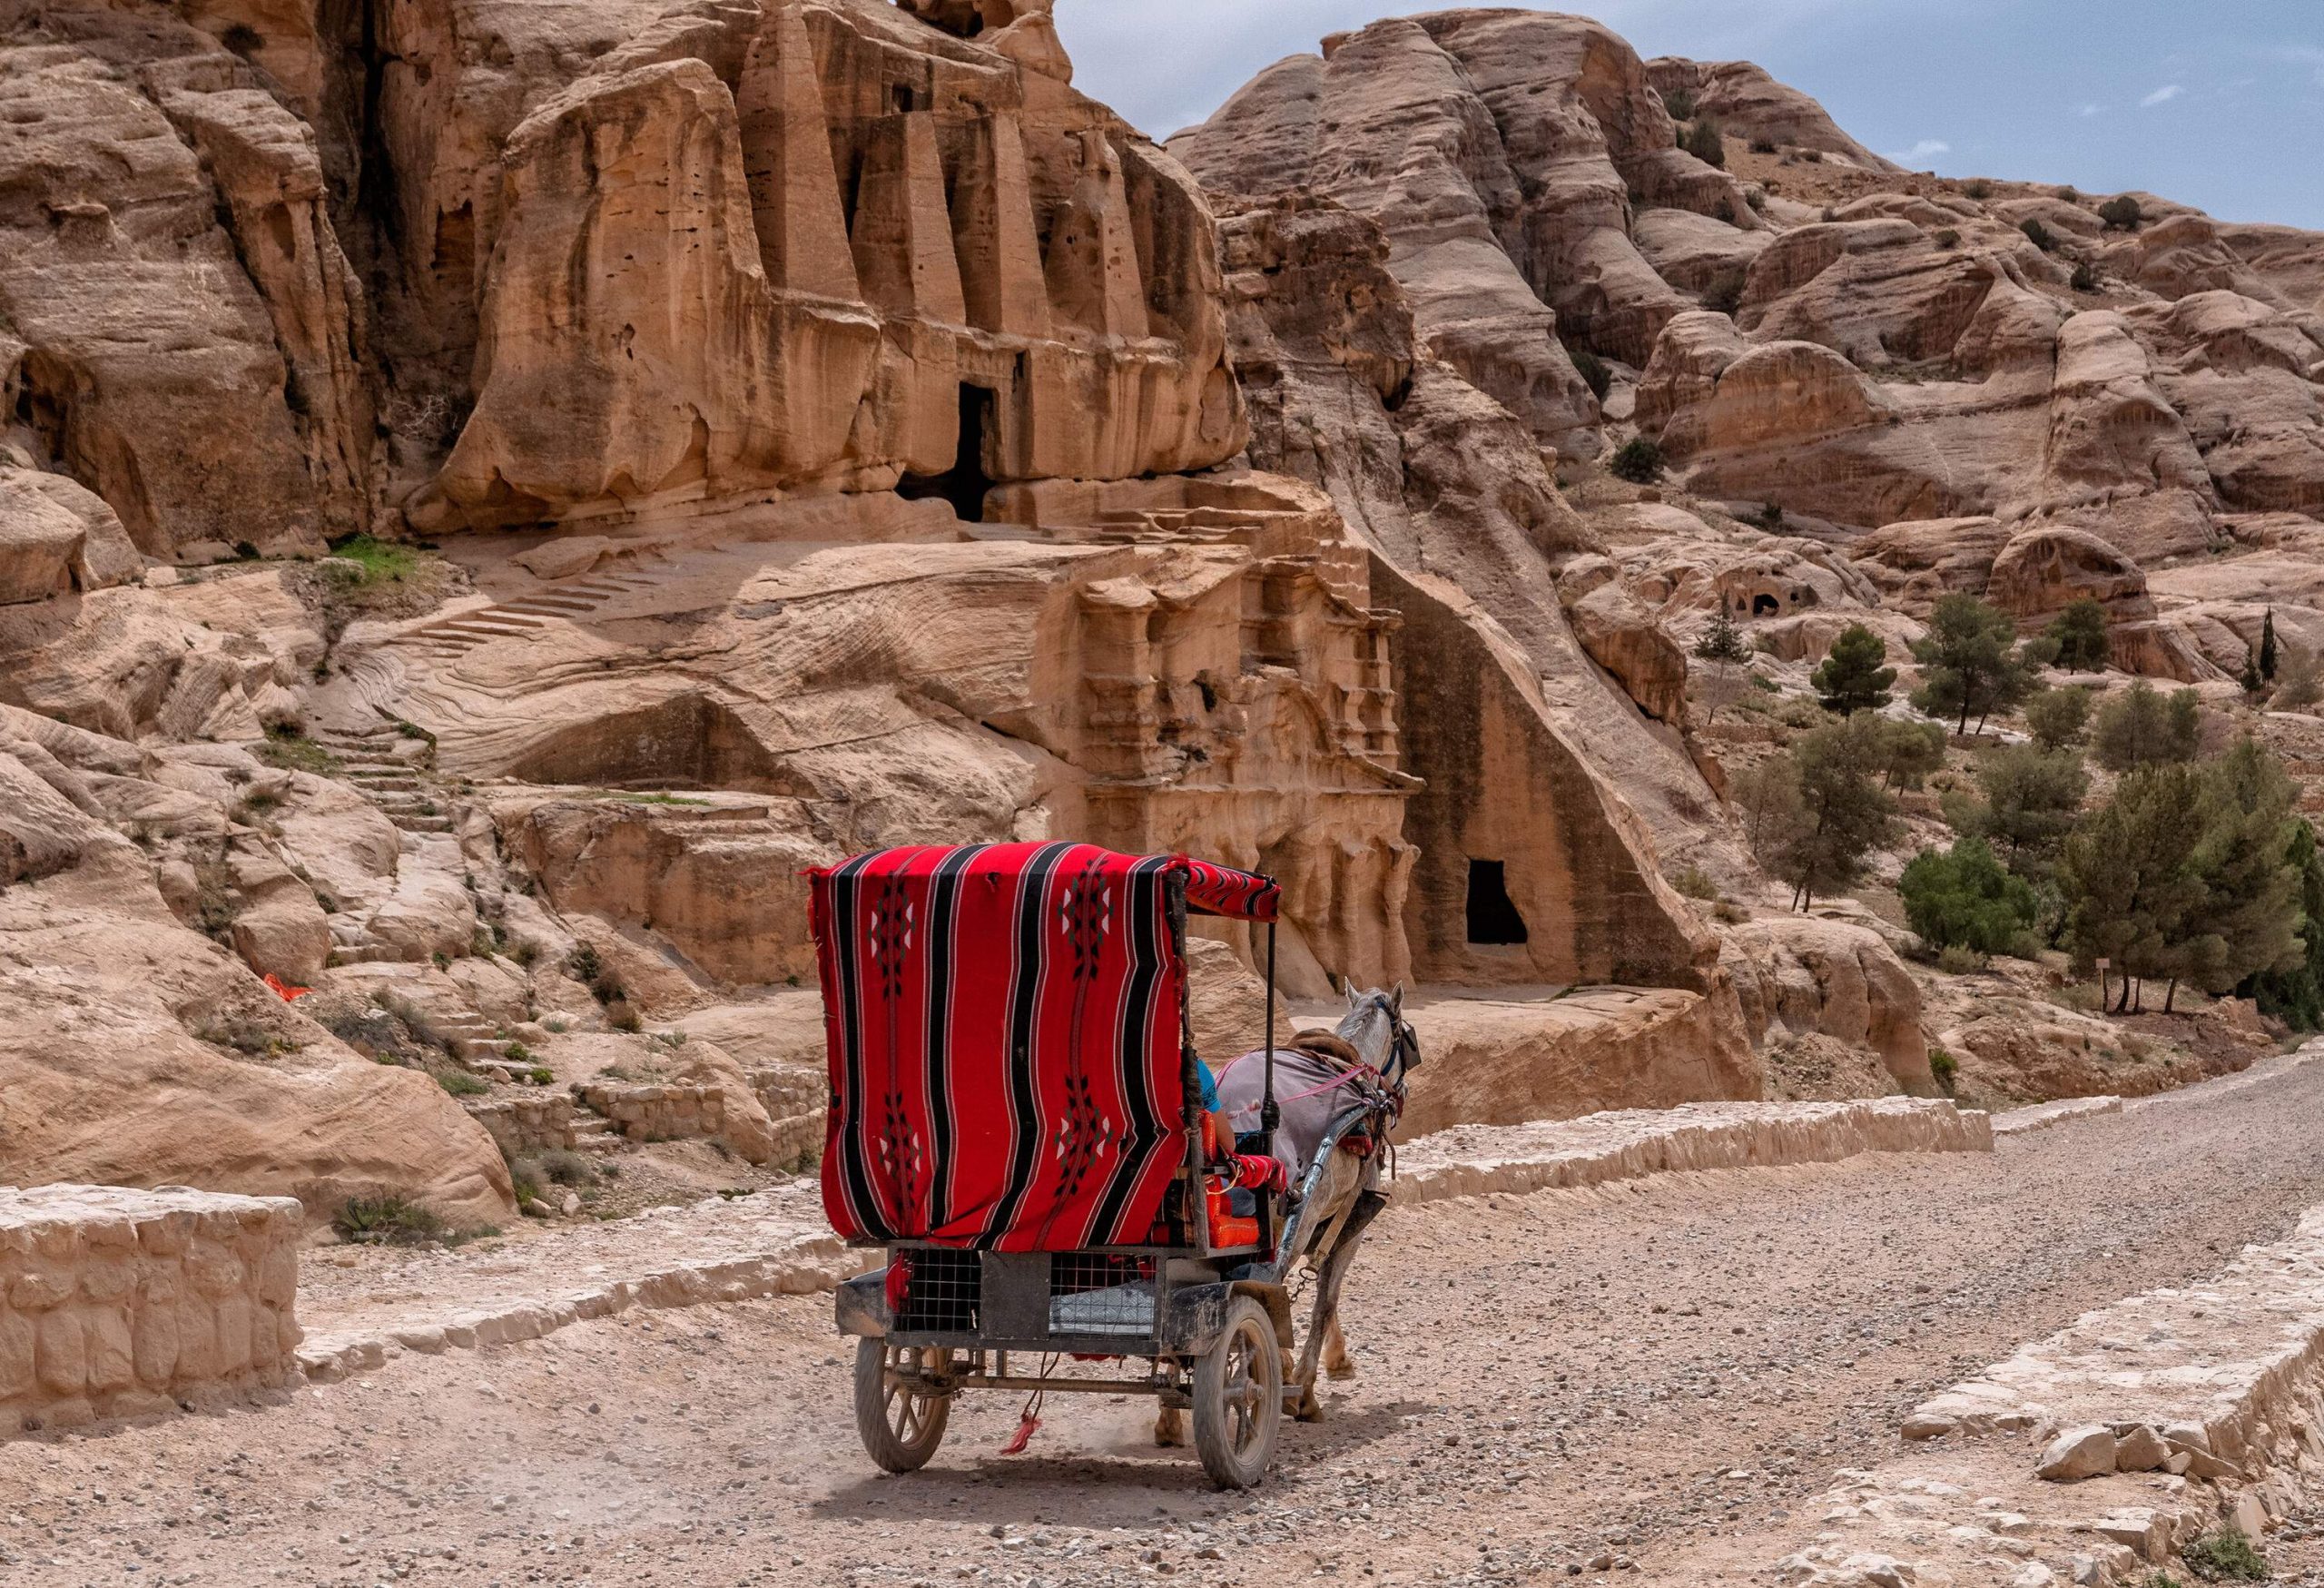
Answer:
1325;1363;1357;1381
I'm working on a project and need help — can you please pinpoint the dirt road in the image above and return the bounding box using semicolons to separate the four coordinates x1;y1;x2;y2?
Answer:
8;1062;2324;1588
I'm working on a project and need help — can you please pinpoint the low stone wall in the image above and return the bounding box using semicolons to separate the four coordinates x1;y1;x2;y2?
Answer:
2;1185;302;1435
577;1081;726;1144
747;1067;824;1170
466;1095;577;1156
1649;1195;2324;1587
1991;1095;2122;1137
1394;1097;1992;1207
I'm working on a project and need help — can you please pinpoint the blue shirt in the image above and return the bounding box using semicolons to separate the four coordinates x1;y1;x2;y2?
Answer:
1196;1060;1221;1112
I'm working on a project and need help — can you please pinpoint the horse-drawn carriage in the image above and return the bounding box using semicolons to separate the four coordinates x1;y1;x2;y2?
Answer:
810;842;1416;1488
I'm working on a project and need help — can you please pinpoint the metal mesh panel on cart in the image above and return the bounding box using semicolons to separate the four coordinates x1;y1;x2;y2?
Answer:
1047;1254;1157;1337
896;1248;980;1334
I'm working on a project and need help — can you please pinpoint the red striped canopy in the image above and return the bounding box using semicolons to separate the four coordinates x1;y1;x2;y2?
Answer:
809;843;1278;1250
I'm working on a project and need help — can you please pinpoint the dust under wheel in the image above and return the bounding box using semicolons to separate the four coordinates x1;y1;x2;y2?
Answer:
1191;1297;1282;1489
853;1340;951;1474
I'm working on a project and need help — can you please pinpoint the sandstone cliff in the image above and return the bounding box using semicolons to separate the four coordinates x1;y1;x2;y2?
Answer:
0;0;1768;1221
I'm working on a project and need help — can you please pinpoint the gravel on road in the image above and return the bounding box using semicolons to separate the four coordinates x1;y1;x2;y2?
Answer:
7;1060;2324;1588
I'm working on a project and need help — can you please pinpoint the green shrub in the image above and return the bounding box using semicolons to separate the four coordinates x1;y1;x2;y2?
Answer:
1570;346;1611;399
1659;86;1696;123
1683;118;1726;170
2020;219;2059;252
1748;137;1776;155
1935;944;1984;975
1672;863;1718;901
539;1149;595;1188
335;1196;444;1246
1963;179;1994;200
1701;265;1747;316
1610;437;1665;485
2057;185;2081;204
1928;1048;1958;1090
1902;838;2042;956
435;1070;488;1097
1934;228;1959;250
325;535;423;587
256;724;340;776
503;1041;533;1064
2098;194;2142;231
2182;1529;2267;1583
2071;261;2101;293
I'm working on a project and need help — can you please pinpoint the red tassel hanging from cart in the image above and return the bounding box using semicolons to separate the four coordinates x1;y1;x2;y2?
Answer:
883;1254;913;1315
1000;1407;1041;1455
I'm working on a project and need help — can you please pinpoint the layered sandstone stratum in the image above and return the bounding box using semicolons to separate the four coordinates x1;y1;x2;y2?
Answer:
0;2;2316;1224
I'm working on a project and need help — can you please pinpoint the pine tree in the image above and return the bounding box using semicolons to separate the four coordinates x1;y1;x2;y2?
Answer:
1691;607;1755;725
2185;737;2303;1011
2245;821;2324;1031
2091;683;2202;772
1730;755;1806;866
2043;598;2111;673
1872;717;1947;791
2060;764;2209;1013
2261;610;2280;681
2022;686;2093;752
1811;625;1897;715
2242;645;2266;697
1910;594;2035;736
1773;715;1900;911
1945;745;2090;881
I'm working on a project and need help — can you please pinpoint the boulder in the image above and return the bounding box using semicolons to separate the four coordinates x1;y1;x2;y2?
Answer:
1985;527;2154;624
1721;915;1933;1090
2037;1425;2119;1482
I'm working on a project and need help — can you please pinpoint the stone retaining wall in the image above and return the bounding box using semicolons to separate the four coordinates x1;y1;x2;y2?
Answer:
577;1081;726;1144
1648;1192;2324;1587
1394;1097;1992;1207
747;1068;824;1170
2;1185;302;1435
466;1095;577;1156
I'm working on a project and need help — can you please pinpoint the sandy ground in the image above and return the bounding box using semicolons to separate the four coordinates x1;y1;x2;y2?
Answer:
8;1061;2324;1588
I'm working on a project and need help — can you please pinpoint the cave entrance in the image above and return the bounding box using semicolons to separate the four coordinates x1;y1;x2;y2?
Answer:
1464;859;1529;945
900;383;994;523
1752;594;1779;617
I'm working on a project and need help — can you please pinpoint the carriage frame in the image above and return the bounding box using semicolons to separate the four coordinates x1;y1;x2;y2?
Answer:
817;848;1394;1488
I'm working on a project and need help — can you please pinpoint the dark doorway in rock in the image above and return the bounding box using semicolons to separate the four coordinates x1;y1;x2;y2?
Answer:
1464;859;1529;945
1753;594;1779;617
900;383;994;523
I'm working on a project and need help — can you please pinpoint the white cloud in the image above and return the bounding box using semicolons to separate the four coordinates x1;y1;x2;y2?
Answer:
2140;84;2186;107
1887;138;1950;163
2077;102;2104;117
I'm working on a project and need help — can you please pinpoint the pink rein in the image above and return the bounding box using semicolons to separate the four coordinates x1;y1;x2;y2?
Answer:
1214;1047;1374;1108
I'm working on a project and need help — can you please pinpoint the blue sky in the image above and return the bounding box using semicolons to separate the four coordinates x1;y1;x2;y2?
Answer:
1057;1;2324;231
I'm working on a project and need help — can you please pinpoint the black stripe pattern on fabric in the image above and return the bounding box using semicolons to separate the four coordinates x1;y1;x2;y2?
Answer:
983;841;1072;1246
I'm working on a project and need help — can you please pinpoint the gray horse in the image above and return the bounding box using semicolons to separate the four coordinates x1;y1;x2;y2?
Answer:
1157;985;1413;1445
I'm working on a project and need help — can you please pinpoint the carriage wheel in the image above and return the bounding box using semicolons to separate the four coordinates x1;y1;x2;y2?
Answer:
853;1340;952;1474
1192;1298;1282;1489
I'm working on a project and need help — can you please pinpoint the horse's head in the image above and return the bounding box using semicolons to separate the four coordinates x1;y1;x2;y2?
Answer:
1335;983;1421;1091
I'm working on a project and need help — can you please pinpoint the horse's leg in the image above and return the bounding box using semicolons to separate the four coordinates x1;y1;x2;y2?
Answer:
1322;1313;1355;1379
1154;1405;1187;1447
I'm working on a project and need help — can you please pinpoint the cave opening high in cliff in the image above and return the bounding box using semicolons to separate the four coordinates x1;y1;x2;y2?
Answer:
899;384;995;523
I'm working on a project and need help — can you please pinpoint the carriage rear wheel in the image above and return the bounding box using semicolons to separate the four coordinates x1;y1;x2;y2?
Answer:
853;1341;951;1474
1191;1297;1282;1489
